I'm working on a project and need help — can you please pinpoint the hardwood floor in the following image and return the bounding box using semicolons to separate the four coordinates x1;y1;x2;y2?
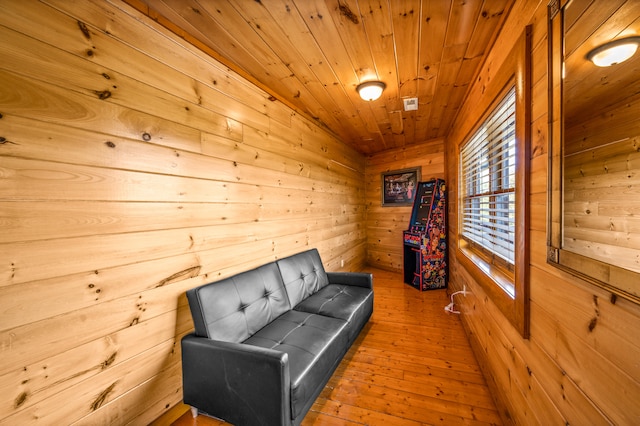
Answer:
162;268;502;426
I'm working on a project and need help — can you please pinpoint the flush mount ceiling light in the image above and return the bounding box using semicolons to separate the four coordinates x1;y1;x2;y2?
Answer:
356;81;386;101
587;36;640;67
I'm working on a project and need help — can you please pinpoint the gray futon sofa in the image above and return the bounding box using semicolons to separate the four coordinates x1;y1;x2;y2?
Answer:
181;248;374;425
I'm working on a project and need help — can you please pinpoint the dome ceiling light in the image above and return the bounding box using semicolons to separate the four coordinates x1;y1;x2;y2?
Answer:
587;36;640;67
356;81;386;101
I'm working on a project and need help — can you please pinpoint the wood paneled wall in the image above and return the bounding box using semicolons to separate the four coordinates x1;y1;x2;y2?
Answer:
365;140;445;271
445;0;640;424
3;1;639;425
564;92;640;273
0;1;365;424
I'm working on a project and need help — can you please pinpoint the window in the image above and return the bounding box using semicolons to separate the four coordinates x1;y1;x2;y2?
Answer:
460;87;516;288
454;26;531;338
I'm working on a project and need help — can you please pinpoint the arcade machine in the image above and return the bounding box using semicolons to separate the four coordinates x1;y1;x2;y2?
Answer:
402;179;447;290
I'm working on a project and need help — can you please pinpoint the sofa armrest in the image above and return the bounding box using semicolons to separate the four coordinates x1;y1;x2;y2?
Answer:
181;334;292;426
326;271;373;289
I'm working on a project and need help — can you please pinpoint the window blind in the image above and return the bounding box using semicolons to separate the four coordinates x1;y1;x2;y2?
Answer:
460;86;516;266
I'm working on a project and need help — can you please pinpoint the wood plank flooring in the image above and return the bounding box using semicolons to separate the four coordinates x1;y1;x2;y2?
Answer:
160;268;502;426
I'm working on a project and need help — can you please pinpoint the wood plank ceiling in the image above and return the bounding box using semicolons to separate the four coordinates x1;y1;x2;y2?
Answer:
128;0;514;155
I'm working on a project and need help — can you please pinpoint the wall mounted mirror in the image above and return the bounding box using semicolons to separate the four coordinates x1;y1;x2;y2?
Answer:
547;0;640;304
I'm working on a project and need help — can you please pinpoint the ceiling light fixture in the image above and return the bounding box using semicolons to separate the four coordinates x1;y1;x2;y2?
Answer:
587;36;640;67
357;81;386;101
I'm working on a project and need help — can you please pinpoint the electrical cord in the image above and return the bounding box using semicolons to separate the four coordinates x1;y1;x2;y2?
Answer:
444;289;467;314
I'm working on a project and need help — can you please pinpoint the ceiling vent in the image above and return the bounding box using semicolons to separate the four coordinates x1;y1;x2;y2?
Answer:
403;97;418;111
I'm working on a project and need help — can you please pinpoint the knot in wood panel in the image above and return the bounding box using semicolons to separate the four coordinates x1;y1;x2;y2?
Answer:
588;295;600;332
156;266;201;287
338;3;359;24
77;21;91;40
101;352;117;370
91;382;118;411
14;391;29;408
95;90;111;100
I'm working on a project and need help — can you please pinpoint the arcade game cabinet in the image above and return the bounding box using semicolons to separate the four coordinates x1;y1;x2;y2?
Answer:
402;179;447;290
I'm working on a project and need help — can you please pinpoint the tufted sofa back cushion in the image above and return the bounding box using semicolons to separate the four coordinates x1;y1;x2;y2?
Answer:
186;262;291;343
277;249;329;307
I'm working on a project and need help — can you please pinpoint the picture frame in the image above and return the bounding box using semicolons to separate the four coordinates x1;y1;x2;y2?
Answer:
381;167;421;206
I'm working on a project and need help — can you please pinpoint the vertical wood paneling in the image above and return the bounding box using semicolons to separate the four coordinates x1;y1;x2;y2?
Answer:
0;1;365;424
446;1;640;425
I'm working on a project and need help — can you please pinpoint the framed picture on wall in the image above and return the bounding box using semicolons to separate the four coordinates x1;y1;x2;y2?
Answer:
381;167;421;206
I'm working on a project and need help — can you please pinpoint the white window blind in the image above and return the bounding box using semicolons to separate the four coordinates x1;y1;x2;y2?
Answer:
460;86;516;266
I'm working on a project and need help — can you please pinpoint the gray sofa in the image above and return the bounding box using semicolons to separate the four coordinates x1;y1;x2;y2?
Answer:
181;248;373;426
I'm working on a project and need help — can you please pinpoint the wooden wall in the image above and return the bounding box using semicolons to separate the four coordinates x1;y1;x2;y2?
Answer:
564;92;640;273
445;0;640;424
0;1;366;424
3;0;639;425
365;140;445;271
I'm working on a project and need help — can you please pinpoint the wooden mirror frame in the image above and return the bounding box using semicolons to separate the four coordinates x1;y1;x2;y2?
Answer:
547;0;640;305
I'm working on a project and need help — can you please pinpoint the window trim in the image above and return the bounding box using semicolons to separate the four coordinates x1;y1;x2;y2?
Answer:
455;26;531;338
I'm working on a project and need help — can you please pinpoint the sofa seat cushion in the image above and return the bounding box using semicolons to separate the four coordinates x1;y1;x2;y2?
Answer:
243;310;348;419
293;284;373;340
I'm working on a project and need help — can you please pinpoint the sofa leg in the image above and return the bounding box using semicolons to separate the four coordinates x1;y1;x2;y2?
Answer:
190;406;198;418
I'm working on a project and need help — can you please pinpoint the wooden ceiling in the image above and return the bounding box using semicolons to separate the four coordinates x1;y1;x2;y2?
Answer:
563;0;640;129
128;0;514;155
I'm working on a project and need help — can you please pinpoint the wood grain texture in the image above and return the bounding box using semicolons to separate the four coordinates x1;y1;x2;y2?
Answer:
124;0;514;155
563;94;640;274
445;1;640;425
365;139;445;271
2;0;640;425
0;1;365;424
